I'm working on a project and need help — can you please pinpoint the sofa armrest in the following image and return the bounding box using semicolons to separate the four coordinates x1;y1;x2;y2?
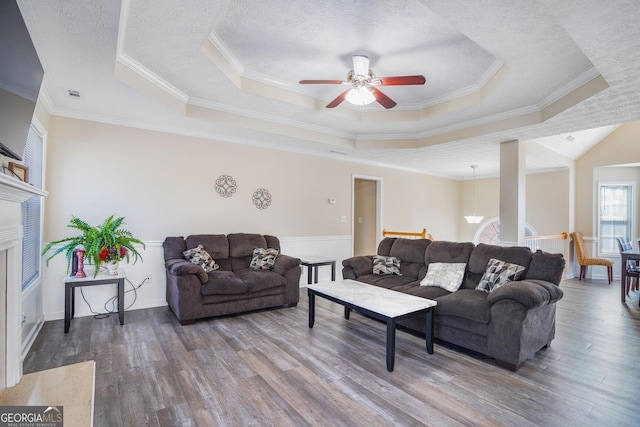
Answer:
273;254;301;275
342;256;373;279
165;259;208;283
524;279;564;304
487;280;563;309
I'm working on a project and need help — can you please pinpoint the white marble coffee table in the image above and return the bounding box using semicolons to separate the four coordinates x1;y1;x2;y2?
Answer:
307;279;437;372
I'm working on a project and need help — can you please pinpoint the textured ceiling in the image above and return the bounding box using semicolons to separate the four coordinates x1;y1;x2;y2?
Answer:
16;0;640;179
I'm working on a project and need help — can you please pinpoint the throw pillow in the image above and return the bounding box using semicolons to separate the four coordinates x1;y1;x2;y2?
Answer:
183;245;219;273
420;262;466;292
476;258;525;292
373;255;402;275
250;247;279;270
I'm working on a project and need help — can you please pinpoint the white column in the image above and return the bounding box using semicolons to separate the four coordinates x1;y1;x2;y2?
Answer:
499;140;526;246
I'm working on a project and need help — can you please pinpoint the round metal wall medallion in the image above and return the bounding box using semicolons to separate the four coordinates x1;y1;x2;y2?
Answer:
252;188;272;210
215;175;237;198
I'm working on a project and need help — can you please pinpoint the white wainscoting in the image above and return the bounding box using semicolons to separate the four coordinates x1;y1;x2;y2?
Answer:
42;235;353;321
280;235;352;285
43;241;168;321
21;279;44;362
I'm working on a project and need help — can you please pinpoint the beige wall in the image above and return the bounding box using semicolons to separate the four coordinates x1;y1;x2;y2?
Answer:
576;121;640;236
43;116;460;242
458;170;571;242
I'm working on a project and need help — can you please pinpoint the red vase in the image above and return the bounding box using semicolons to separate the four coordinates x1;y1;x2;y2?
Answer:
75;249;87;278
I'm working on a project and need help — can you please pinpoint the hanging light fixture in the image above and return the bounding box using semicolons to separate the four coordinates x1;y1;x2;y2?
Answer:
464;165;484;224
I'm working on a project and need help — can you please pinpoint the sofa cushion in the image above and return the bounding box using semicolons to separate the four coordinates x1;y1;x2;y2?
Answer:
525;250;565;285
235;269;287;292
469;244;532;275
249;247;279;270
183;245;219;272
435;289;492;324
201;271;248;295
465;244;531;290
373;255;402;275
355;274;415;289
393;282;451;300
425;241;474;264
376;237;397;256
476;258;525;292
228;233;268;258
389;238;431;263
185;234;229;260
264;235;281;252
163;236;186;261
420;262;466;292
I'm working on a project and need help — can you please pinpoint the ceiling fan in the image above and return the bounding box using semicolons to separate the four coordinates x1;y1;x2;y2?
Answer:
299;55;426;109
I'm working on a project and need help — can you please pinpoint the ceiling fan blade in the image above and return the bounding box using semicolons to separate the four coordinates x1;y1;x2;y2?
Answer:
370;87;397;109
299;79;344;84
376;75;426;86
326;89;351;108
352;55;370;78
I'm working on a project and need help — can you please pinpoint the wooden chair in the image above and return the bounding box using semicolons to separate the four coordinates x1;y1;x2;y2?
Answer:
571;232;613;284
617;237;639;293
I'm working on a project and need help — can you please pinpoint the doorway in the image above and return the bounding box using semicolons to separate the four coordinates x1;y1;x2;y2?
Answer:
352;175;382;256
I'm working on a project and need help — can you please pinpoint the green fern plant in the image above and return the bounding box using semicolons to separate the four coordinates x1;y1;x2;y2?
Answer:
42;214;145;277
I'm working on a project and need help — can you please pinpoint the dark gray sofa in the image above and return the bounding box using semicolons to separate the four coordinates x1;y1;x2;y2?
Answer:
163;233;301;325
342;238;565;371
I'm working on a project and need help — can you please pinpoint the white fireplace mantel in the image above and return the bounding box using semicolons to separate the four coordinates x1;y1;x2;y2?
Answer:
0;173;48;202
0;172;48;389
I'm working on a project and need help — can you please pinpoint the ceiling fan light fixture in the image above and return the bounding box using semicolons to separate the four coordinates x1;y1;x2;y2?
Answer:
345;87;375;106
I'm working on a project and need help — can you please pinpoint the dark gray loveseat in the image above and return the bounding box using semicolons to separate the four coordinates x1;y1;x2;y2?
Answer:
342;238;565;371
163;233;301;325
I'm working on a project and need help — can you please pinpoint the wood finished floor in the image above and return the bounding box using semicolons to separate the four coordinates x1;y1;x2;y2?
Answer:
24;278;640;427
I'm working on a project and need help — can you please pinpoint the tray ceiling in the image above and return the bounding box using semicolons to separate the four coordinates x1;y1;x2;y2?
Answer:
17;0;640;178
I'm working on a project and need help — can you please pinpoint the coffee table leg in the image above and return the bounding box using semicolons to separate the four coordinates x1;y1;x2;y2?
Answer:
344;307;350;319
331;262;336;281
386;319;396;372
308;289;315;328
425;308;434;354
307;266;313;285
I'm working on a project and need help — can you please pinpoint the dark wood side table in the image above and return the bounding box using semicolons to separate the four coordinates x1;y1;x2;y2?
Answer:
620;250;640;303
64;267;125;333
300;256;336;285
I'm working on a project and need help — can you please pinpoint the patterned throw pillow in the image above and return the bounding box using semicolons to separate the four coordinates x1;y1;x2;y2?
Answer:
476;258;525;292
183;245;219;272
249;247;279;270
373;255;402;275
420;262;466;292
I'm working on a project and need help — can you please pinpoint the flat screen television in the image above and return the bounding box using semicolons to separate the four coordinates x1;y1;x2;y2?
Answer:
0;0;44;161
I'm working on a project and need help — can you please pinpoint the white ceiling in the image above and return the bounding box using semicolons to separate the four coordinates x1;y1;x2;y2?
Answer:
16;0;640;179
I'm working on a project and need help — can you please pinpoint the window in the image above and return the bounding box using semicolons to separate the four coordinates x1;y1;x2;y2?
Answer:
473;217;536;245
21;124;44;290
598;183;633;255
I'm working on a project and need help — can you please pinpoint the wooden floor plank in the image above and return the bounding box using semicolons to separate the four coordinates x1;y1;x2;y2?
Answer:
22;278;640;426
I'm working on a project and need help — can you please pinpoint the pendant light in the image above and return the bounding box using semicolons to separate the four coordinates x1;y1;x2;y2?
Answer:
464;165;484;224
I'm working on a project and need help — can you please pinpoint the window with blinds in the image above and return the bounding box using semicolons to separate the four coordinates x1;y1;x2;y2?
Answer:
21;125;44;290
598;182;634;255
